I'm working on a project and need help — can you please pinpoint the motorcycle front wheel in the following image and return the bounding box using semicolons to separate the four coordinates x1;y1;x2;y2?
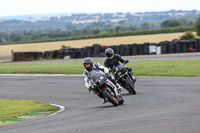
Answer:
118;95;124;105
103;88;119;106
125;78;136;95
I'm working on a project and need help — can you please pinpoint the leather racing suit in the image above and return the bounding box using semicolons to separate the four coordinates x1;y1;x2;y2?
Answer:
83;63;119;97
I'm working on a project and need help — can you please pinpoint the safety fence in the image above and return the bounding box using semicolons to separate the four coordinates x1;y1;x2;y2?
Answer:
13;39;200;61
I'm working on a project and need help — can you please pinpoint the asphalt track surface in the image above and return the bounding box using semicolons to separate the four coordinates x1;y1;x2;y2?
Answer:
1;75;200;133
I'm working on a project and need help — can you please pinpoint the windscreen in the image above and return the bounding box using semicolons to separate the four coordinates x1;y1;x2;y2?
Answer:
88;70;104;83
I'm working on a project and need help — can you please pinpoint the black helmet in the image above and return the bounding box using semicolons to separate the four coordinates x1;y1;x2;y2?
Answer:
105;48;114;59
83;57;93;71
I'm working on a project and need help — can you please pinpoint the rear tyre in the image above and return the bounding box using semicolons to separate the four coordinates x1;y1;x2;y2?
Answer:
125;78;136;95
103;89;119;106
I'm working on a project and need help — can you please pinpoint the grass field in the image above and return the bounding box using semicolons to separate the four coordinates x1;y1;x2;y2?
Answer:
0;32;185;52
0;99;58;121
0;59;200;76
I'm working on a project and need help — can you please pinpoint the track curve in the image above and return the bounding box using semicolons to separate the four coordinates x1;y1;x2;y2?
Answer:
0;75;200;133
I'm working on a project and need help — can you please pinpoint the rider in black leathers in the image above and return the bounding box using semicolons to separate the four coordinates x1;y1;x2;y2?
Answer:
104;48;137;82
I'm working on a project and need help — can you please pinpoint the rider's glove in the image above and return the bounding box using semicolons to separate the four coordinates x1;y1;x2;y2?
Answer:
88;84;98;93
124;60;129;64
105;73;109;77
88;86;92;93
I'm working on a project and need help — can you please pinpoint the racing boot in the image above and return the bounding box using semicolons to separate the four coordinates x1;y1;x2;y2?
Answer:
102;98;108;104
116;83;123;92
130;70;137;83
132;76;137;82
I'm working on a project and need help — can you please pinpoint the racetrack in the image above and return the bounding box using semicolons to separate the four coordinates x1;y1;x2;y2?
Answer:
1;75;200;133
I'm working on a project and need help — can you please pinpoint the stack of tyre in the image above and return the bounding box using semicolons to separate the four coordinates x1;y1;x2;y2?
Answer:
131;43;138;55
93;44;101;57
61;48;77;59
33;52;43;59
42;39;200;60
149;43;157;54
143;43;150;55
159;41;169;54
194;39;200;52
125;45;132;56
14;52;43;61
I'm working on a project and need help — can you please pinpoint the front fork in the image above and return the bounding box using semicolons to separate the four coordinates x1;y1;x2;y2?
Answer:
128;71;136;83
105;79;119;96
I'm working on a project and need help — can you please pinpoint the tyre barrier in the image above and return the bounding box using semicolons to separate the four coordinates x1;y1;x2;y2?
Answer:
174;41;182;53
160;41;169;54
13;39;200;61
93;43;101;57
169;41;175;53
125;45;131;56
14;52;43;61
194;39;200;52
138;44;144;55
132;43;138;55
143;43;150;55
149;43;157;54
120;44;126;56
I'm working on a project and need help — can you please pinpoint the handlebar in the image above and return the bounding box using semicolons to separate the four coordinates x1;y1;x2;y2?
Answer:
109;60;128;73
90;83;99;91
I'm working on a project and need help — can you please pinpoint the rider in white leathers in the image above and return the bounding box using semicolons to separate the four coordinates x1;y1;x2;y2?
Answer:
83;57;119;104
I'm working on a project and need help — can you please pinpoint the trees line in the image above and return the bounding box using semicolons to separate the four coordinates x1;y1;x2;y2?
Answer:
0;16;200;44
0;26;195;45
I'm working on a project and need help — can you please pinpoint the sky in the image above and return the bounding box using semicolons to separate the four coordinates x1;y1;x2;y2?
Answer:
0;0;200;17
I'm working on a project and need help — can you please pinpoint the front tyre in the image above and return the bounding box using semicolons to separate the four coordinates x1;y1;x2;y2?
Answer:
125;78;136;95
103;89;119;106
118;95;124;105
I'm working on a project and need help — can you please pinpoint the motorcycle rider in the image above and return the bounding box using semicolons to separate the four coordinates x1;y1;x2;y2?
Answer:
83;57;119;104
104;48;137;83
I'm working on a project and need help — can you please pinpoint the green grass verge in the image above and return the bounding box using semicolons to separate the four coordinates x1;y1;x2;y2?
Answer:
0;62;84;74
126;59;200;77
0;99;58;121
0;59;200;76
